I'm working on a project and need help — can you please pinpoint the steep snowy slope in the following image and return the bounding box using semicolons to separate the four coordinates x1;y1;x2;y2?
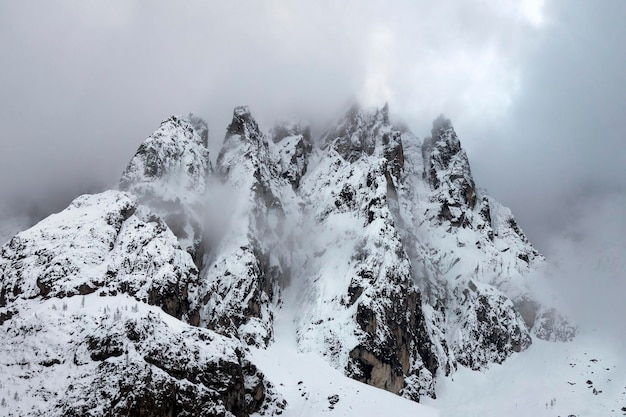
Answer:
295;104;441;399
197;106;301;347
407;116;573;345
0;190;283;416
425;331;626;417
285;104;575;400
0;191;199;323
394;115;572;373
250;284;440;417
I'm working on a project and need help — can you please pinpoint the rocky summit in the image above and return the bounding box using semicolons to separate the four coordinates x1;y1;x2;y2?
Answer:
0;104;575;416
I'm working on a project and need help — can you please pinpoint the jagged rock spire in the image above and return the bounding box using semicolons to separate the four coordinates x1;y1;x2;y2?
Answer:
225;105;261;140
271;120;313;189
119;114;212;197
321;103;399;164
204;105;296;347
422;115;477;226
188;112;209;147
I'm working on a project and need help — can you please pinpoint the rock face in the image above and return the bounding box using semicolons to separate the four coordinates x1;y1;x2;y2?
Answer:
295;105;440;399
199;106;299;347
0;104;575;414
422;115;477;225
271;121;313;189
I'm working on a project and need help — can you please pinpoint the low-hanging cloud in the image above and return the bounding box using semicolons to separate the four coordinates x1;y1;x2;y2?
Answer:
0;0;545;217
540;190;626;349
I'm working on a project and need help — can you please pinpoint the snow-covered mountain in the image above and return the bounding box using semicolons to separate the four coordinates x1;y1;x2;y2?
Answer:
0;105;588;416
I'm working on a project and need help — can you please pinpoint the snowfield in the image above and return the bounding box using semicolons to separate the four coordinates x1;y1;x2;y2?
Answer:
428;331;626;417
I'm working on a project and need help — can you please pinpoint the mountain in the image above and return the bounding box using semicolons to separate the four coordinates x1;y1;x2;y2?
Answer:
0;105;579;416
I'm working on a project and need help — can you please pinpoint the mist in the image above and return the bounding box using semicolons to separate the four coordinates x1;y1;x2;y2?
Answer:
0;0;546;215
538;191;626;349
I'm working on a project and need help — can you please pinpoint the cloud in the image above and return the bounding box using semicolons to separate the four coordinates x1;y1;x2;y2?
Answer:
466;0;626;250
0;1;546;210
542;190;626;348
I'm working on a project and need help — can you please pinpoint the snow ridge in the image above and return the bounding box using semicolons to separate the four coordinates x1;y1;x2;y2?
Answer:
0;104;577;416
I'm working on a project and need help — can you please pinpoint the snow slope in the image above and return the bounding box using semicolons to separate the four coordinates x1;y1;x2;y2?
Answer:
427;331;626;417
0;294;283;417
250;283;440;417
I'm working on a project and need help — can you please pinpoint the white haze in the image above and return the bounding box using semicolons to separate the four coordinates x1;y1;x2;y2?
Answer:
0;0;544;213
543;193;626;349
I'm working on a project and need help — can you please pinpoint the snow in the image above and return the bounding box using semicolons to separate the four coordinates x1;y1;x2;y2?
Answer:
426;331;626;416
0;190;199;323
0;104;601;415
0;294;245;416
250;287;440;417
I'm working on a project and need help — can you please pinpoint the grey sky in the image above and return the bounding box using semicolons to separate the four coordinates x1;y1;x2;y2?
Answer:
1;1;624;330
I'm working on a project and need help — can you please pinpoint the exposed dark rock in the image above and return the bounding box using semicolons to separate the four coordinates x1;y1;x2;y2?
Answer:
321;104;391;163
422;115;477;224
119;114;211;267
452;282;532;370
273;123;313;189
204;107;295;347
55;313;278;417
225;106;259;139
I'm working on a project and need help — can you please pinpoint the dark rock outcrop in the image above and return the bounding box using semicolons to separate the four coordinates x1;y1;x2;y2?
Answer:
422;115;476;226
272;121;313;189
0;299;283;417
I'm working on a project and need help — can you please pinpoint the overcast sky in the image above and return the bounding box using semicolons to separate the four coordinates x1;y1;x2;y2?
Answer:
1;1;624;334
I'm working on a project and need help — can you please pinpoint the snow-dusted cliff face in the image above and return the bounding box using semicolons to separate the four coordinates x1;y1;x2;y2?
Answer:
0;191;199;323
119;114;212;265
0;105;575;415
198;106;301;347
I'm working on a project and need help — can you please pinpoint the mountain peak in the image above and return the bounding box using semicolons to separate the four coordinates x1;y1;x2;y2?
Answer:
431;114;452;133
429;115;461;153
225;105;260;140
321;103;396;162
423;115;470;194
119;114;211;193
118;113;212;262
234;105;251;117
